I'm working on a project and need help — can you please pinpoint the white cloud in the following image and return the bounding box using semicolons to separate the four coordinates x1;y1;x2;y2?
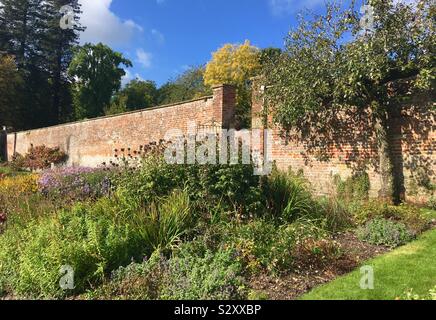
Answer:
78;0;143;46
136;49;152;68
151;29;165;44
269;0;324;15
121;69;144;86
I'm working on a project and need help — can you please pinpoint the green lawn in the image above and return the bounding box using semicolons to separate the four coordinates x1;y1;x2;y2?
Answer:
302;226;436;300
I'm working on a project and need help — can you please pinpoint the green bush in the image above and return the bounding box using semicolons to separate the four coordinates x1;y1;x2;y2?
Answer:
116;152;262;216
334;172;370;201
314;197;354;233
131;190;195;252
356;218;415;248
86;246;246;300
83;250;168;300
202;218;329;275
428;196;436;210
160;246;245;300
263;168;313;222
0;198;146;299
352;202;429;234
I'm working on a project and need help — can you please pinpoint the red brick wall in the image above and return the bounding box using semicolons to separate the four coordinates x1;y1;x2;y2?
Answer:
7;84;236;167
252;84;435;202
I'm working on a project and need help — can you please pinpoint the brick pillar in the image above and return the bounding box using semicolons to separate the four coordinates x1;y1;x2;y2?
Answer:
0;126;6;162
212;84;236;129
251;78;267;157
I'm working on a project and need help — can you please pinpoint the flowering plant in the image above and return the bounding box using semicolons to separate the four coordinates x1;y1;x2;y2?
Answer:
39;167;114;201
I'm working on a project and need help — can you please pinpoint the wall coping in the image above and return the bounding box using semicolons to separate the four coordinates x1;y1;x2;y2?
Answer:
7;94;214;136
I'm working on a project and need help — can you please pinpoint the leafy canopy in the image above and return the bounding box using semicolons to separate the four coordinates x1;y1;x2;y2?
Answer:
106;79;158;115
68;43;132;119
265;0;435;129
204;40;261;87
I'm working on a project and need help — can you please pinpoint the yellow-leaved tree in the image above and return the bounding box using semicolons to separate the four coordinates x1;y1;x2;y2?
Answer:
204;40;261;128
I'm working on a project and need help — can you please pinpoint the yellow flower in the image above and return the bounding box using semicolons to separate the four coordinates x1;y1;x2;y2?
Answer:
0;174;39;195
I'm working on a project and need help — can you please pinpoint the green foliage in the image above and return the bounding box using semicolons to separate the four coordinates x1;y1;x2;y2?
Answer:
86;247;246;300
0;54;24;128
267;1;435;127
160;247;245;300
156;66;212;105
351;202;429;235
0;198;146;298
106;79;158;116
357;218;415;248
84;250;167;300
69;43;132;119
199;219;329;275
315;197;354;233
334;172;370;201
428;197;436;210
132;190;195;252
263;168;313;222
0;0;84;129
115;149;262;216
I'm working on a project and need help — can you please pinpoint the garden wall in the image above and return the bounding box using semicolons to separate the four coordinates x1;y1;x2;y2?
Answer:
4;81;434;202
252;82;435;202
6;84;236;167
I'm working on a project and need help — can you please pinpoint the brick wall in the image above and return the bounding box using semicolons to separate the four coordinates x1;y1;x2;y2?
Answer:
252;84;435;202
5;80;434;202
6;84;236;167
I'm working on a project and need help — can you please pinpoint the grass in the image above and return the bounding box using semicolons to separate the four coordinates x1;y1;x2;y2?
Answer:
301;225;436;300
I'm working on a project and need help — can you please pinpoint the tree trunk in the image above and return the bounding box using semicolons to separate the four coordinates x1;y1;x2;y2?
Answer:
374;107;398;204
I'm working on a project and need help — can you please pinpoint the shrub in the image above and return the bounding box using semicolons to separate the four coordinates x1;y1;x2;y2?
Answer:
115;150;262;216
314;197;354;232
214;218;329;275
428;196;436;210
0;198;147;299
11;145;67;170
356;218;415;248
0;192;60;230
84;250;168;300
86;247;246;300
263;168;313;222
334;172;370;201
160;247;246;300
131;190;195;252
352;202;429;235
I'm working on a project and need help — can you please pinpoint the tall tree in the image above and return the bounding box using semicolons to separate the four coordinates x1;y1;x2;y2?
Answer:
265;0;435;203
105;79;158;115
204;40;261;128
0;0;83;128
0;0;50;129
157;66;211;105
0;54;24;129
68;43;132;119
42;0;84;123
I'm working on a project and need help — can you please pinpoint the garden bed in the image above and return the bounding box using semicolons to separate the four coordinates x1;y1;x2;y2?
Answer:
248;232;391;300
0;146;435;300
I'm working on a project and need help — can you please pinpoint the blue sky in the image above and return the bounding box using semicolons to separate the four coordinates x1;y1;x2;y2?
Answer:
77;0;335;86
